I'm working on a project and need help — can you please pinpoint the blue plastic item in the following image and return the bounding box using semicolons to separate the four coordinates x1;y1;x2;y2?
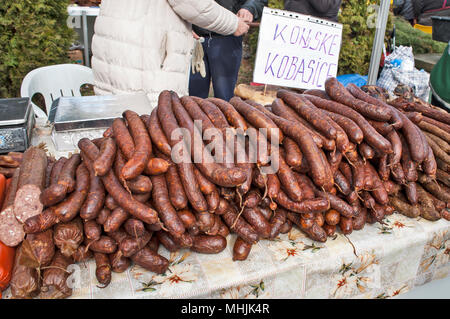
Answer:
336;74;368;88
390;59;403;68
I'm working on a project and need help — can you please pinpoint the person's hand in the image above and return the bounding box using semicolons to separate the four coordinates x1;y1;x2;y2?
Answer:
234;17;250;36
192;31;200;40
237;8;253;23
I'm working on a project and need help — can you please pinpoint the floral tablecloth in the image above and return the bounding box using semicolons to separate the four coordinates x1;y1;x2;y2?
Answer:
10;214;446;299
5;122;449;299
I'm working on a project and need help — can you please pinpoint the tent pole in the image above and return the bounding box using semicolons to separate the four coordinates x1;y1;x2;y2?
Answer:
367;0;391;85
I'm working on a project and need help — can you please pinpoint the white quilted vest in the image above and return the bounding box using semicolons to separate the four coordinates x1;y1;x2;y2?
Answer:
92;0;237;107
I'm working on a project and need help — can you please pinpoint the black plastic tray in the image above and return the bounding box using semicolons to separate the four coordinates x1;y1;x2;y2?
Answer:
431;16;450;43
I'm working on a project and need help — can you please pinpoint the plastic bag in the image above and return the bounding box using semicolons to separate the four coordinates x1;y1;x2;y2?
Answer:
337;74;368;87
377;46;430;101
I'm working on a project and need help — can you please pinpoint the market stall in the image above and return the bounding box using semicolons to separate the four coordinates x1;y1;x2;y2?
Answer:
0;1;449;300
0;77;449;299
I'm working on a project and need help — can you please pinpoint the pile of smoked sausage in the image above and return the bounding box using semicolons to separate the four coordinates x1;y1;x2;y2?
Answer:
1;77;449;299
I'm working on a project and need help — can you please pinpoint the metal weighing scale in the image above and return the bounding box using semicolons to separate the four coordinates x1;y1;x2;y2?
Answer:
48;93;153;151
0;97;35;154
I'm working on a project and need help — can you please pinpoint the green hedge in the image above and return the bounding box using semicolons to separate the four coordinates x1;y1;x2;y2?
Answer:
268;0;283;9
338;0;393;75
0;0;74;98
394;16;446;55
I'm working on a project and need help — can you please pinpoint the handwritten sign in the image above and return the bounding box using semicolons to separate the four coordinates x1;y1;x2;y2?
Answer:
253;8;343;90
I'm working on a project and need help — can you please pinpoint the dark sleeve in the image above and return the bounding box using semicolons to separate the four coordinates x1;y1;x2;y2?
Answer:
393;0;405;6
307;0;342;14
241;0;268;21
412;0;424;17
401;0;415;21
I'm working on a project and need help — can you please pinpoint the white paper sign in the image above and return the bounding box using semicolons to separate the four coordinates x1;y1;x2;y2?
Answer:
253;7;343;90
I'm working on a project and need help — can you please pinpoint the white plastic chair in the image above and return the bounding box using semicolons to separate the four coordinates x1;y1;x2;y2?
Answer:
20;64;95;118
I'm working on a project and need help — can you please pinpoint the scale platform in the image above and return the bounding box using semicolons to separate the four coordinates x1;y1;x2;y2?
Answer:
48;93;153;151
0;97;35;154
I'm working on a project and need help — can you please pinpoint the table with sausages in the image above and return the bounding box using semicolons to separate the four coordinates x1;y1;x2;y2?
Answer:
3;119;448;299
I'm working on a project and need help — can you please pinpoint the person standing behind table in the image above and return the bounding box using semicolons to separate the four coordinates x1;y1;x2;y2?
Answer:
189;0;267;101
91;0;250;107
393;0;416;25
284;0;342;22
